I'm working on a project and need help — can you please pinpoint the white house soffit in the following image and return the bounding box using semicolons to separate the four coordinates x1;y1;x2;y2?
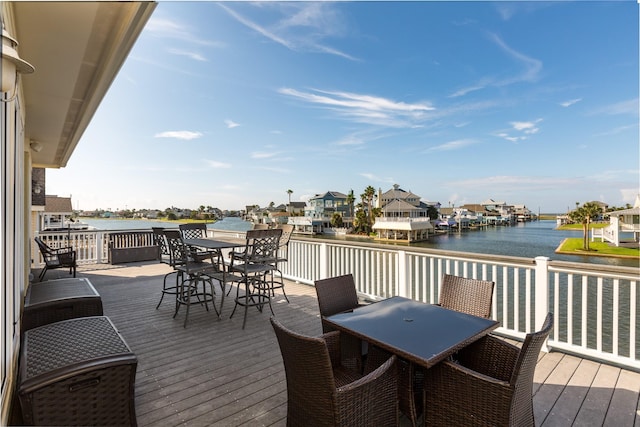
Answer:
15;1;156;168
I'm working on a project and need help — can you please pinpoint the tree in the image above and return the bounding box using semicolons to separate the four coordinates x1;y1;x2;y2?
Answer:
287;189;293;213
346;190;355;218
363;186;376;231
568;202;601;250
330;212;343;228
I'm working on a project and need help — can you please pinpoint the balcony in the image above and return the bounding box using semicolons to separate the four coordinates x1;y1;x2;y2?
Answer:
14;261;639;426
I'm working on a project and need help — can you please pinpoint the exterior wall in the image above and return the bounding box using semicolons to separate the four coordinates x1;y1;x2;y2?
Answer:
1;5;30;423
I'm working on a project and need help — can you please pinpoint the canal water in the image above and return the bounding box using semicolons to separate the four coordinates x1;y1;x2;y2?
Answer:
82;218;638;268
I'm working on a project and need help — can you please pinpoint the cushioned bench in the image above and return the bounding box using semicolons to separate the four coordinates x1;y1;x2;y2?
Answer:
108;231;159;264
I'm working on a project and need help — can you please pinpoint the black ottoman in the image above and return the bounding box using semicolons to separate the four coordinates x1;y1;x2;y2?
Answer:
22;278;103;332
18;316;137;426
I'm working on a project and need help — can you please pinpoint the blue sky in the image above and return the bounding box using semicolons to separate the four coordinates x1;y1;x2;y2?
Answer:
47;1;639;214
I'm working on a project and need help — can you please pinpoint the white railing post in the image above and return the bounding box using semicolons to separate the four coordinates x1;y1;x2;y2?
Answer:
96;231;105;264
319;242;330;280
534;256;550;351
397;250;409;297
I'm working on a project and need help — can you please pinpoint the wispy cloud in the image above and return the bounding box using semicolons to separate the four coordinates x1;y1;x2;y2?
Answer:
225;119;240;129
218;3;358;60
279;88;434;128
560;98;582;107
167;48;207;62
154;131;203;140
251;151;278;159
145;17;224;47
427;139;478;152
452;175;581;191
450;33;542;97
590;98;639;116
205;160;231;169
359;173;394;183
593;123;638;137
495;119;542;143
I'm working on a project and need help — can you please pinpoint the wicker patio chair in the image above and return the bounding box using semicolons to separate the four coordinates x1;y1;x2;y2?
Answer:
439;274;495;318
270;317;399;427
314;274;366;373
34;236;77;281
424;312;554;427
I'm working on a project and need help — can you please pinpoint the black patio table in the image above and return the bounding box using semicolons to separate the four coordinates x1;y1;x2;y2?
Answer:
325;295;499;426
183;238;244;251
324;295;499;369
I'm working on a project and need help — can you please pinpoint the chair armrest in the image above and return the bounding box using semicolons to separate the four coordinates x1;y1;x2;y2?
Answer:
425;359;513;426
457;335;519;381
336;355;398;425
321;331;341;367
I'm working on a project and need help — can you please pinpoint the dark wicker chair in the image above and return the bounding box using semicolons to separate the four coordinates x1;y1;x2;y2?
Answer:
425;312;554;426
439;274;495;318
270;317;398;427
229;228;282;329
314;274;366;373
34;236;77;281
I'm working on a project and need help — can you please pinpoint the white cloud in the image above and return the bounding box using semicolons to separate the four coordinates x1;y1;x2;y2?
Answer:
279;87;434;128
205;160;231;169
145;17;224;47
591;98;639;116
154;131;203;140
218;3;357;60
359;173;394;183
167;48;207;62
560;98;582;107
450;33;542;98
251;152;277;159
427;139;478;152
225;119;240;129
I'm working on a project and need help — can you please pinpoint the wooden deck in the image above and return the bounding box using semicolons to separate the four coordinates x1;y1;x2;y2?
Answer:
33;262;640;426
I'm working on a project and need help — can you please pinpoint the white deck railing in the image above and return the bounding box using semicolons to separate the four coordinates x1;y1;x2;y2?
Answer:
34;229;640;370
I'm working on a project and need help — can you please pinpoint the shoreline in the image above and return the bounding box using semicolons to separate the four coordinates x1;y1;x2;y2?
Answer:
555;238;640;260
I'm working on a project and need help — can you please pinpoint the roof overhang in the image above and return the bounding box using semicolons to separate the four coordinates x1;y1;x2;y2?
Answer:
12;1;156;168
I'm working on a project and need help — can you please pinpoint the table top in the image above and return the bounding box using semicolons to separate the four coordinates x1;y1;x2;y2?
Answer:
184;238;244;250
324;296;499;368
25;278;99;307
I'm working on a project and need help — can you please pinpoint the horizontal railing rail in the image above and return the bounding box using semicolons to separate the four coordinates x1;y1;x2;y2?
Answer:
33;228;640;370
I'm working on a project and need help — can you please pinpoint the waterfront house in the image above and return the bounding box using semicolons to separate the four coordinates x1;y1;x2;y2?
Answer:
0;2;155;423
371;185;437;241
593;194;640;246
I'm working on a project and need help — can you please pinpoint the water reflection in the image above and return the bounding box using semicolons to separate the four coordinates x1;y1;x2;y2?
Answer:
314;220;638;268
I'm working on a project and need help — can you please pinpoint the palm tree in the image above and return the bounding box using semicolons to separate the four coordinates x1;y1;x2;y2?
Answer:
346;190;355;218
287;189;293;213
569;202;602;250
364;185;376;229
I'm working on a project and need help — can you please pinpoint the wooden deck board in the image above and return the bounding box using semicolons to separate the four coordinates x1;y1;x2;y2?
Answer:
41;262;639;426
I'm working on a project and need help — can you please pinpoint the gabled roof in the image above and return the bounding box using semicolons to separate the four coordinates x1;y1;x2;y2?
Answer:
310;191;348;200
45;196;72;213
381;186;420;201
382;199;422;211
